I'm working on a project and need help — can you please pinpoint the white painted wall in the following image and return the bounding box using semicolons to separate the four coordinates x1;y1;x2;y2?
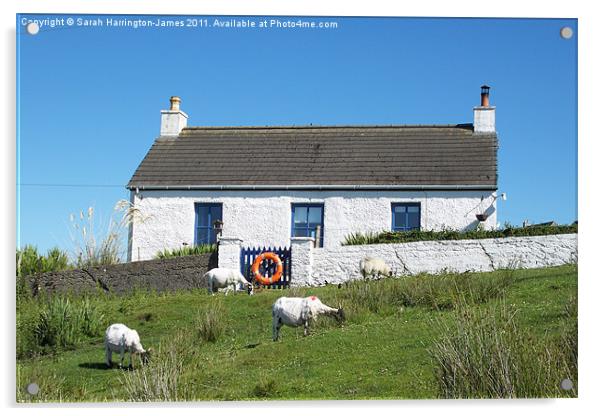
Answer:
128;189;497;261
307;234;577;286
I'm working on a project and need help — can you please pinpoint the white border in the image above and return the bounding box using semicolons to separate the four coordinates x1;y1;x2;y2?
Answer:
3;1;599;415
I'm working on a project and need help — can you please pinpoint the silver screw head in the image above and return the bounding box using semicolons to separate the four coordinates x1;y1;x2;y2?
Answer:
560;378;573;391
560;27;573;39
26;382;39;395
26;22;40;35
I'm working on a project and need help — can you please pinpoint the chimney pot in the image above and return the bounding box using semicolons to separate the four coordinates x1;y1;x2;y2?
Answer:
480;85;490;107
170;96;181;111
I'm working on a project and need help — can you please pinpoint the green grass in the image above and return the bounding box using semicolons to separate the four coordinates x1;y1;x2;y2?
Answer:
16;264;577;402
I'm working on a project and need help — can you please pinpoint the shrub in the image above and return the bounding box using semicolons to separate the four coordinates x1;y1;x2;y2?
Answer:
20;295;105;357
16;245;70;276
342;223;578;246
154;244;217;259
429;300;577;398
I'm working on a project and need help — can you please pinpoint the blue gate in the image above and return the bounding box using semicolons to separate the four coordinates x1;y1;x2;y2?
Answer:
240;246;292;289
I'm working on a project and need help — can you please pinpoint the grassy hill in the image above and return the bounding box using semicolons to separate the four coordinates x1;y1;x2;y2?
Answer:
16;264;577;402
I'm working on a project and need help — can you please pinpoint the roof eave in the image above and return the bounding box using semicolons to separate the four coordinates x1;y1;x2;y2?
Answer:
126;184;498;192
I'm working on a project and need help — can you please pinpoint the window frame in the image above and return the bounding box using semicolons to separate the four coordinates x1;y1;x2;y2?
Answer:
391;202;421;232
194;202;223;245
290;203;325;247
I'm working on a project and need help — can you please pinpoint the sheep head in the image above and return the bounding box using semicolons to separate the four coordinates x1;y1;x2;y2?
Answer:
335;307;346;323
140;347;153;365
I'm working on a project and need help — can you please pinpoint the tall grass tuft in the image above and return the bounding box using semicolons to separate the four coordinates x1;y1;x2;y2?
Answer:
120;331;191;402
69;199;144;268
196;298;225;343
337;269;515;319
429;298;577;398
22;295;106;356
154;244;217;259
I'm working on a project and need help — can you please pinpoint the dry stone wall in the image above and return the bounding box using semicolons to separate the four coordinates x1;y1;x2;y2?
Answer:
28;252;217;296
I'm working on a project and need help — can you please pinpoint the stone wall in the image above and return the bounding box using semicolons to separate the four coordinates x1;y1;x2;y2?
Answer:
28;252;217;296
215;233;577;287
307;234;577;286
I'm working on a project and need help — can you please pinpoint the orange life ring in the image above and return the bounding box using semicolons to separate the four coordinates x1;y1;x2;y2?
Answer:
251;252;283;285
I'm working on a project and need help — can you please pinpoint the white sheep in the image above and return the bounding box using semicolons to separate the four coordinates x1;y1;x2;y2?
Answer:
104;323;151;369
272;296;345;341
359;256;392;280
205;267;253;295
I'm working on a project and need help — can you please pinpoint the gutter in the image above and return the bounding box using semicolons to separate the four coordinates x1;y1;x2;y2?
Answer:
128;184;498;192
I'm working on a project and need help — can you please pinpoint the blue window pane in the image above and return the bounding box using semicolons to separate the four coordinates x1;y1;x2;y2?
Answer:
308;207;322;226
293;228;309;237
394;205;407;214
293;207;308;225
394;213;406;229
197;206;209;227
408;212;420;229
210;206;222;223
407;206;419;213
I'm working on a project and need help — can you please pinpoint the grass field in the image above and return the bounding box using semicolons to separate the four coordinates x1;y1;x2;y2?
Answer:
16;264;577;402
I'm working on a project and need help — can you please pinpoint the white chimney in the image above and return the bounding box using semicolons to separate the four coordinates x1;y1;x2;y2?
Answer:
160;96;188;137
473;85;496;134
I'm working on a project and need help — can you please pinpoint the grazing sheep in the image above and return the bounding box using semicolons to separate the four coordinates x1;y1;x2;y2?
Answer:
104;323;151;369
205;267;253;296
359;256;392;280
272;296;345;341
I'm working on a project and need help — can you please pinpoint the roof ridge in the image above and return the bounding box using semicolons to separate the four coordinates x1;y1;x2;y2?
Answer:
181;123;474;131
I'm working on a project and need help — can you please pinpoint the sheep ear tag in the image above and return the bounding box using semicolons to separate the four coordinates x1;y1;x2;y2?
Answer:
311;296;317;301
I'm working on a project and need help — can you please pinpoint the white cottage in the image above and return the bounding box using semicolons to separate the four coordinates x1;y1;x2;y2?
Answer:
127;87;498;261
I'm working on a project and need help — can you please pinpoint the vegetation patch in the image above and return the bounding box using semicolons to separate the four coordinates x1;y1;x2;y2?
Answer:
430;296;577;398
342;223;577;246
154;244;217;259
16;264;577;402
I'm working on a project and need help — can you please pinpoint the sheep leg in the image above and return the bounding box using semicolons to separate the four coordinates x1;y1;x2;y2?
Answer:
105;345;112;368
119;346;125;368
303;320;309;337
272;317;282;341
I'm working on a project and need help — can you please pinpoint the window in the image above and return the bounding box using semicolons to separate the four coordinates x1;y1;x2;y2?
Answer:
291;204;324;247
195;203;222;245
392;203;421;232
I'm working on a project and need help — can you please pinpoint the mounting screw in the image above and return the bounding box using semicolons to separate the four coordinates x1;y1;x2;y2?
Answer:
560;378;573;391
26;383;39;395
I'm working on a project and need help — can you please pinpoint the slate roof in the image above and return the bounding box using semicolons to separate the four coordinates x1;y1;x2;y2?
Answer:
127;125;498;190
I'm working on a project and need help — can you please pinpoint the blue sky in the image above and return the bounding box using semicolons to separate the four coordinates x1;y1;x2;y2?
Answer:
16;14;577;256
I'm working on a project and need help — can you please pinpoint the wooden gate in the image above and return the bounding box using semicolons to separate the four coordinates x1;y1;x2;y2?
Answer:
240;246;292;289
